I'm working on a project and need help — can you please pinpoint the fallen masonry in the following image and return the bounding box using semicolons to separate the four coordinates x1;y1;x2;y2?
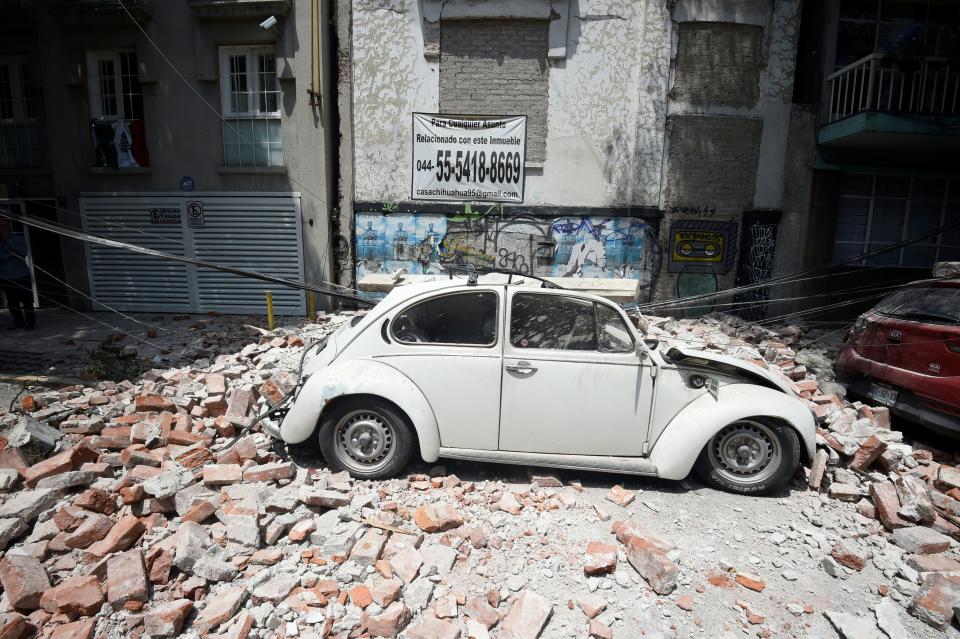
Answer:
0;311;956;638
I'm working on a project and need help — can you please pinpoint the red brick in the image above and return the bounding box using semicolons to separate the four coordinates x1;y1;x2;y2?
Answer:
605;485;635;507
144;599;193;637
50;618;96;639
870;482;911;530
584;541;618;575
106;549;148;610
588;619;613;639
0;613;34;639
74;488;117;514
349;584;373;608
911;572;960;629
42;575;103;617
85;515;145;559
413;504;463;533
624;536;678;595
363;602;411;638
242;462;295;482
848;435;887;472
0;555;51;610
203;464;242;487
135;395;174;412
501;590;552;639
735;573;766;592
206;373;226;395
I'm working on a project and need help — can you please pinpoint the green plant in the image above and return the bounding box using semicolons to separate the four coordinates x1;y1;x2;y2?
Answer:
82;340;147;382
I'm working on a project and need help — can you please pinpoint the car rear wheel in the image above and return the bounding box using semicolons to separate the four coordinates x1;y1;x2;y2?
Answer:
318;397;414;479
694;418;800;495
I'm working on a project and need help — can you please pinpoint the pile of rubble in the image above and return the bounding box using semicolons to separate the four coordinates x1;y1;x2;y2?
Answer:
0;307;956;639
649;312;960;632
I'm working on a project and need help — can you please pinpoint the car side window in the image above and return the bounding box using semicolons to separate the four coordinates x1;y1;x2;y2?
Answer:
596;303;635;353
391;291;497;346
510;293;597;350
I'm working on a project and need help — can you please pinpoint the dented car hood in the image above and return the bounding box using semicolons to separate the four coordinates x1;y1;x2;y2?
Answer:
665;346;795;396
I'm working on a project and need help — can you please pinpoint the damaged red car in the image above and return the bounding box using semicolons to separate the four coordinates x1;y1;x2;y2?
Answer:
837;279;960;436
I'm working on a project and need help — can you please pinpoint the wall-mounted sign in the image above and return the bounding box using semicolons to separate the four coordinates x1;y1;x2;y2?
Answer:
150;207;182;225
411;113;526;203
667;219;738;273
180;176;194;192
186;201;204;229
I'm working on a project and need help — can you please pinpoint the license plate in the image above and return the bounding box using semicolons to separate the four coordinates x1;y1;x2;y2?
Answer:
868;383;899;407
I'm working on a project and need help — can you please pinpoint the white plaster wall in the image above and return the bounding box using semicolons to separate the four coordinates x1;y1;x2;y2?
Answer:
350;0;671;209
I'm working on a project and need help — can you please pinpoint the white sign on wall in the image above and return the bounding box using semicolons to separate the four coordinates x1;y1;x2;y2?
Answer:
411;113;526;203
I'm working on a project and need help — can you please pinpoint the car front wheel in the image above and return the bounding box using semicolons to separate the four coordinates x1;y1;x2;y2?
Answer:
694;418;800;495
318;397;414;480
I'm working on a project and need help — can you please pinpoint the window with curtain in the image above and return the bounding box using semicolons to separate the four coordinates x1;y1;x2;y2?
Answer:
219;46;283;168
86;50;149;168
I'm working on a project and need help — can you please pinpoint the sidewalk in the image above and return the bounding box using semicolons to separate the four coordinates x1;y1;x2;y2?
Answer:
0;308;269;378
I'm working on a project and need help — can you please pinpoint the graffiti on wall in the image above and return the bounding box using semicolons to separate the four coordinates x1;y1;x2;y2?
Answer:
733;211;781;321
666;219;738;274
355;210;662;301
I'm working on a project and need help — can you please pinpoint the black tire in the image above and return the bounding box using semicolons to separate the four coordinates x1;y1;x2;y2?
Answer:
317;397;414;480
694;418;800;495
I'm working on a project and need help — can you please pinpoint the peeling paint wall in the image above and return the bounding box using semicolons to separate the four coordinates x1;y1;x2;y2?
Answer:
350;0;668;208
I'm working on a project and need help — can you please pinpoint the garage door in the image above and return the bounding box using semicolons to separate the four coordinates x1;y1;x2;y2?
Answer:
81;193;305;314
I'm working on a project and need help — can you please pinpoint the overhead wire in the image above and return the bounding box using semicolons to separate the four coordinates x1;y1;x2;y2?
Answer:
4;211;375;306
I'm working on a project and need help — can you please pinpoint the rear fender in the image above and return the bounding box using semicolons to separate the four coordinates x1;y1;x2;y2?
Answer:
279;358;441;462
649;384;816;480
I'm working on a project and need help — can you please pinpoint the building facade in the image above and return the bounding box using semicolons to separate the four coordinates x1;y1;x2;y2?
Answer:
335;0;809;316
0;0;335;314
793;0;960;318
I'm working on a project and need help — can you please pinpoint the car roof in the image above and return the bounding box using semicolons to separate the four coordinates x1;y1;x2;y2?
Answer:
378;274;623;308
907;277;960;289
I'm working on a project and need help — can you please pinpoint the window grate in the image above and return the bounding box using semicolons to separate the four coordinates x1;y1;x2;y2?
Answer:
832;174;960;268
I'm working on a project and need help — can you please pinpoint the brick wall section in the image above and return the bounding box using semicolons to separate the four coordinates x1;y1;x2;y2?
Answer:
440;19;549;162
664;115;762;211
673;22;763;108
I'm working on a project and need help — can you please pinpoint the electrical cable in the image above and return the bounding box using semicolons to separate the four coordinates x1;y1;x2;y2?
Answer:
638;218;960;312
0;277;177;355
4;211;376;307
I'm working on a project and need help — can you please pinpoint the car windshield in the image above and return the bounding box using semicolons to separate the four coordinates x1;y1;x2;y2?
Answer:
874;287;960;325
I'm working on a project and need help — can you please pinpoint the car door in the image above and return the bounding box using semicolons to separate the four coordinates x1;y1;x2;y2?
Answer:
376;288;503;451
498;289;652;456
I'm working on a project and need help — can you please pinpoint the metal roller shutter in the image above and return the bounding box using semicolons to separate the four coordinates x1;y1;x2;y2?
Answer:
80;193;305;315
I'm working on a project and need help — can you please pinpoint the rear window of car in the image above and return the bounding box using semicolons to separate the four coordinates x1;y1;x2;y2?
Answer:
874;287;960;325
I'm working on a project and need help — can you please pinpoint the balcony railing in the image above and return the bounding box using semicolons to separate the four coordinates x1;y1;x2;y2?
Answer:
826;53;960;122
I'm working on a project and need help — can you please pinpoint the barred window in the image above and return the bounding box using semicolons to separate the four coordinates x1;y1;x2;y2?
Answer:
833;174;960;267
219;46;283;168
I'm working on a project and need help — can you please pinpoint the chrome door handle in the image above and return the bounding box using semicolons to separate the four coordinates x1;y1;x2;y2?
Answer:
505;363;537;374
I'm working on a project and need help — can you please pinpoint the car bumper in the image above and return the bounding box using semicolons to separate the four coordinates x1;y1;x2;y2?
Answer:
838;348;960;435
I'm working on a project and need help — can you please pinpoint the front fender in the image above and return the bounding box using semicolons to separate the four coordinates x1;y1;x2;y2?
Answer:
279;358;441;462
649;384;816;481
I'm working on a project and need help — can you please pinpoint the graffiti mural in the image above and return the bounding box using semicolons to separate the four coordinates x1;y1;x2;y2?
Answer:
733;211;781;321
666;219;738;274
354;210;662;301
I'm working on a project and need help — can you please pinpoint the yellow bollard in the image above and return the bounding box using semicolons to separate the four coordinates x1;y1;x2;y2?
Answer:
265;291;275;330
307;291;315;323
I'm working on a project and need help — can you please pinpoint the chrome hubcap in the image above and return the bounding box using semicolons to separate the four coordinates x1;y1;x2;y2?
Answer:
334;411;395;472
709;420;781;484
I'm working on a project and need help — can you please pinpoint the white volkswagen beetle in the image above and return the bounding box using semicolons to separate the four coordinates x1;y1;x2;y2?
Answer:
264;274;815;495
